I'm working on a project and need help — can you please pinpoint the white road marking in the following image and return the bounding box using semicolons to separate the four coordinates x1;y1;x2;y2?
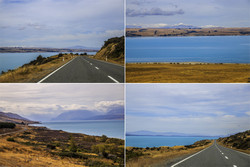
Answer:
171;143;213;167
222;153;224;155
95;67;99;70
108;76;119;83
225;156;229;159
37;57;77;83
90;63;92;65
233;165;237;167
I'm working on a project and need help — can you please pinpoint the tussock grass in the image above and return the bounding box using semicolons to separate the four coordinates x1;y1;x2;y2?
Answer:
126;63;250;83
0;54;74;83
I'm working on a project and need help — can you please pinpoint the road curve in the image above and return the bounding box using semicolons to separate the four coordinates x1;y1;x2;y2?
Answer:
170;141;250;167
38;56;124;83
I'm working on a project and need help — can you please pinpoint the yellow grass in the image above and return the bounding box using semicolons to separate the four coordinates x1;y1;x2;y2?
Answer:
126;142;213;167
0;137;85;167
0;54;75;83
126;63;250;83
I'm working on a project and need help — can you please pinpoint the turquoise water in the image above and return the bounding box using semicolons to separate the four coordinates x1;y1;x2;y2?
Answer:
0;52;96;73
126;136;218;148
32;120;124;139
126;36;250;63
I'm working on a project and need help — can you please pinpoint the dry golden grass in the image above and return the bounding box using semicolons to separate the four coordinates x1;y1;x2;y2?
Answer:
0;54;75;83
126;63;250;83
217;141;250;154
126;142;213;167
0;137;85;167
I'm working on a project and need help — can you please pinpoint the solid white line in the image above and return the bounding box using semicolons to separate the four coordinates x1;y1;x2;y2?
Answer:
37;57;77;83
225;156;229;159
171;144;213;167
108;76;119;83
95;67;99;70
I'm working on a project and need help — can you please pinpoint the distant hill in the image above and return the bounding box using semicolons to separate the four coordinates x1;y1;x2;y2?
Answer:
68;45;99;50
126;27;250;37
126;130;217;137
217;130;250;151
52;106;124;121
94;36;124;64
0;111;39;124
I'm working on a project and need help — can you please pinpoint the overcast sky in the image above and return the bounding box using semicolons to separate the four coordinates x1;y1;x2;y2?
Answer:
0;84;124;121
0;0;124;48
126;84;250;136
127;0;250;28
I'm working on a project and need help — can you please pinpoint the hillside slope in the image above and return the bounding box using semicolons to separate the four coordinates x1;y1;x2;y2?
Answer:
0;111;38;124
94;36;124;65
217;130;250;153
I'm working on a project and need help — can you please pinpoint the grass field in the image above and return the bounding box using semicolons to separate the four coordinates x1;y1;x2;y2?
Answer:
126;140;213;167
126;63;250;83
0;54;75;83
0;125;124;167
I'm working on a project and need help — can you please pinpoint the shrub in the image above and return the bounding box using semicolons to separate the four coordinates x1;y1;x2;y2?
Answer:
0;122;16;129
7;137;15;142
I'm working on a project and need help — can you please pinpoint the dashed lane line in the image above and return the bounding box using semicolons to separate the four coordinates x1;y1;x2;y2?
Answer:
95;67;99;70
225;156;229;159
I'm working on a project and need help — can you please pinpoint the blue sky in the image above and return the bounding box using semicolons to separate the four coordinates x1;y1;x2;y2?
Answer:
0;0;124;48
0;84;124;121
127;0;250;28
126;84;250;136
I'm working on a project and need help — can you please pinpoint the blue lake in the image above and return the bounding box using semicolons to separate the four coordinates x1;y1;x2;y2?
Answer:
32;120;124;139
126;36;250;63
0;52;96;73
126;136;218;148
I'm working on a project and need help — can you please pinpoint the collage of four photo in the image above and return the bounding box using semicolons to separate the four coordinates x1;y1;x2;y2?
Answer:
0;0;249;166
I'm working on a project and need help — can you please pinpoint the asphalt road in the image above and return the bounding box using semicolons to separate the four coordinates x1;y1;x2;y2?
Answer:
170;141;250;167
38;56;124;83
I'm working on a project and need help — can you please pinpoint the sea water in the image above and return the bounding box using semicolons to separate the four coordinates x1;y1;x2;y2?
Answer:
126;36;250;63
32;120;124;139
0;52;97;73
126;136;218;148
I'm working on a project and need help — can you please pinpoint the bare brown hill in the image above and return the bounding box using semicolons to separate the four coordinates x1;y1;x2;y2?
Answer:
0;111;38;124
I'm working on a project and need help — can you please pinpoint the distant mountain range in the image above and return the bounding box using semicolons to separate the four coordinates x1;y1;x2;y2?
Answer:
126;130;220;137
126;24;202;29
0;111;39;124
68;45;99;50
52;106;124;121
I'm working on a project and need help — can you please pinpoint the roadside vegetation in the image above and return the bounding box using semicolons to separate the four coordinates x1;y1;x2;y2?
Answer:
126;140;213;167
94;36;124;65
0;53;76;83
217;130;250;154
0;126;124;167
126;63;250;83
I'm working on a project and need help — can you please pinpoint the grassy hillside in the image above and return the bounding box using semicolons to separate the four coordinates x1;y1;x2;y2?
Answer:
94;36;124;65
0;53;75;83
217;130;250;154
0;126;124;166
126;139;212;167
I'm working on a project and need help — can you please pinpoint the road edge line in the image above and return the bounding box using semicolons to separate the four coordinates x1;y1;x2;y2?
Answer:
171;142;214;167
87;56;124;68
37;57;77;83
108;76;119;83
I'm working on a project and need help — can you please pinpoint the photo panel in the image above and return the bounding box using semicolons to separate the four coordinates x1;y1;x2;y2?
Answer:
126;83;250;166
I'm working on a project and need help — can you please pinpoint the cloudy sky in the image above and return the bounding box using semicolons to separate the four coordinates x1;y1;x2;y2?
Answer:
126;84;250;136
127;0;250;28
0;0;124;48
0;84;124;121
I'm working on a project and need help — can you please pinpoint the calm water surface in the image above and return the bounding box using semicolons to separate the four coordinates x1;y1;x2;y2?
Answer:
126;136;218;148
126;36;250;63
32;120;124;139
0;52;96;73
